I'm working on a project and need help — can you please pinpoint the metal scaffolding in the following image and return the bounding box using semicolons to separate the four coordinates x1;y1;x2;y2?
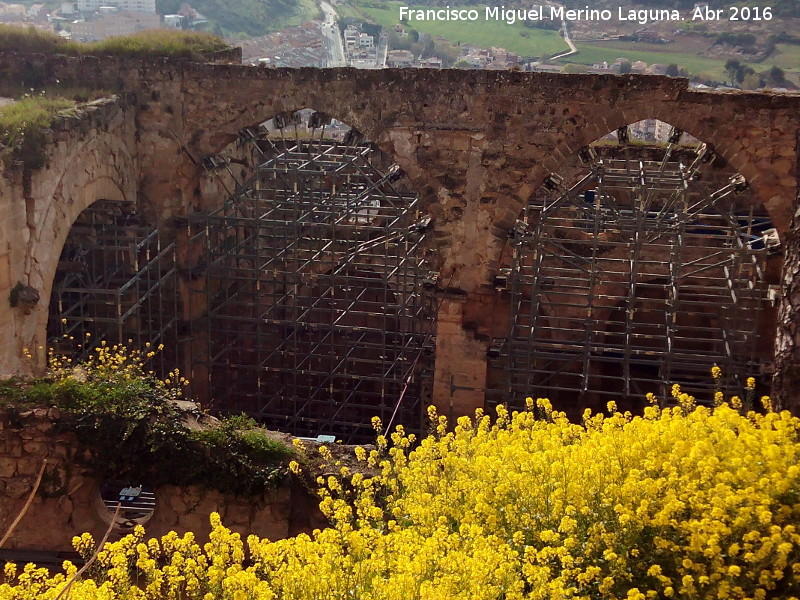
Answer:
497;133;772;411
48;200;180;375
190;111;435;442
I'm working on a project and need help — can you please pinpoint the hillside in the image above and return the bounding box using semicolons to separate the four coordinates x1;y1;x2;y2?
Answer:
156;0;319;37
342;0;798;83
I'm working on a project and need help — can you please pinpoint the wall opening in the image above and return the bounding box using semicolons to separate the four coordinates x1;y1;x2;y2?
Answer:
188;110;436;442
491;123;779;417
47;200;180;376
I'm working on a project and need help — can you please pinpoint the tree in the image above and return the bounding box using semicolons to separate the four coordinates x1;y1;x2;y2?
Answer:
724;59;747;85
420;37;435;58
431;40;459;67
362;23;381;38
666;63;680;77
562;63;589;74
388;31;412;51
768;65;786;86
618;60;632;74
724;58;740;82
741;73;763;90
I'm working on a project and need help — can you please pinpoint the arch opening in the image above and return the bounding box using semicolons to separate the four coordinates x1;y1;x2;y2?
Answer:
47;199;181;376
188;109;436;442
492;120;779;417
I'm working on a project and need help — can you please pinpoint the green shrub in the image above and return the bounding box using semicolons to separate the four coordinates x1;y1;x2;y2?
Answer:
0;95;75;167
189;415;293;496
0;24;81;54
0;343;292;496
90;29;229;57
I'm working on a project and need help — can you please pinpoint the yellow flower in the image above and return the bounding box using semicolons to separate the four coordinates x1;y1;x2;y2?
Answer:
5;383;800;600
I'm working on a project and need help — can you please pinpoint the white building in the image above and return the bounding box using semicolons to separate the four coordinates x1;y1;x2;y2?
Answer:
343;26;359;48
358;32;373;48
77;0;155;14
163;13;182;28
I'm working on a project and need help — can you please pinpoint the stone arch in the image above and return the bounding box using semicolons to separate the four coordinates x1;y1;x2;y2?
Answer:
26;130;136;372
178;83;431;215
499;135;772;415
191;88;389;163
546;108;795;236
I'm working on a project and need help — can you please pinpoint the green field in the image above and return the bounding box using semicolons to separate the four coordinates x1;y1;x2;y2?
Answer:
342;0;800;81
561;40;800;82
772;44;800;73
558;42;730;80
341;1;569;58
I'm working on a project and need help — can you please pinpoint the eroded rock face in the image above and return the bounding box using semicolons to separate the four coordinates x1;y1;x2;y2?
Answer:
0;53;798;414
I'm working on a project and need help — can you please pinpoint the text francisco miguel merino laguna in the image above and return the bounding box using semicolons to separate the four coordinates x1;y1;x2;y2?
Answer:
400;5;697;25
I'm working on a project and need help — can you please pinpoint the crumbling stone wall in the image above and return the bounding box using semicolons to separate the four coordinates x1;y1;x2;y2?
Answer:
0;409;324;551
0;52;798;414
0;96;136;376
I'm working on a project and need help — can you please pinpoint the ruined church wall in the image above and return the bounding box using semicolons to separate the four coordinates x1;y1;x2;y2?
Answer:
0;97;137;377
1;51;799;411
0;409;324;552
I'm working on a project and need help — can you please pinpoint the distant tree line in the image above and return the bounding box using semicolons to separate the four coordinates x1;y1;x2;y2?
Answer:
724;59;791;89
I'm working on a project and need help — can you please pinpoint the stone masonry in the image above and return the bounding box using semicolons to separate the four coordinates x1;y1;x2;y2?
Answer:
0;52;799;415
0;409;324;551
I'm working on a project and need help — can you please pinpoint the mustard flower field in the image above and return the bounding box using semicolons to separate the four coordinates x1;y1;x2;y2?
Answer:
2;394;800;599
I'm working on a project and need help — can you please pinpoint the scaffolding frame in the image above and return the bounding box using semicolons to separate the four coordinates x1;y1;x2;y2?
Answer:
48;200;180;375
499;137;769;411
190;113;435;442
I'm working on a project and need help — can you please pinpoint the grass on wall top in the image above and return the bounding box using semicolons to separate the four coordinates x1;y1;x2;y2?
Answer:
0;25;229;58
0;95;74;147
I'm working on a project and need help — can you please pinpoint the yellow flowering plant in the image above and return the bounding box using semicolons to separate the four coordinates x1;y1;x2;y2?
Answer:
1;390;799;599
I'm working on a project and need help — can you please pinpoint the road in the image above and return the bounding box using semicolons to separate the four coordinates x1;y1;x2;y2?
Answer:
320;1;346;67
376;32;388;68
549;1;578;61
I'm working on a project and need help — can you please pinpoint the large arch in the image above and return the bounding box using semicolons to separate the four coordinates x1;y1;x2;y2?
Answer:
545;96;797;236
184;109;436;440
2;121;137;375
480;122;777;416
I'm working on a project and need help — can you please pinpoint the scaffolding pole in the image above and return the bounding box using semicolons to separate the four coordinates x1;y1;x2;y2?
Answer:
48;200;180;377
190;113;435;443
502;147;768;412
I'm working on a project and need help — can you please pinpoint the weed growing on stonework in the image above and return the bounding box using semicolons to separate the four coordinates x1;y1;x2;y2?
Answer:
0;342;291;495
0;95;73;168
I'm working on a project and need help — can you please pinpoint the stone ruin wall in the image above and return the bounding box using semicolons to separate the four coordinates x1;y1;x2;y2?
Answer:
0;410;325;552
1;52;799;416
0;95;137;376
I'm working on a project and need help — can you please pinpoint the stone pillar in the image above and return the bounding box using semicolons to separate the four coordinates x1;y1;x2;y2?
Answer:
431;298;489;423
773;152;800;413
